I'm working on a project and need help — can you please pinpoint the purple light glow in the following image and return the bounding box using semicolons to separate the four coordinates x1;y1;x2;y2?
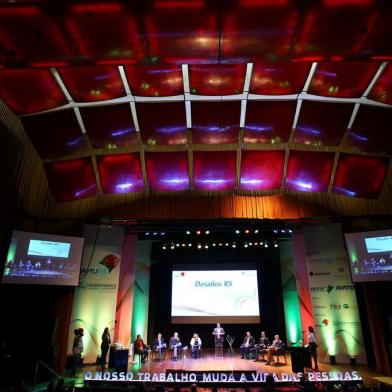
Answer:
316;70;338;78
115;182;135;192
74;184;96;197
296;126;321;135
333;186;357;197
350;132;368;142
111;128;134;137
156;125;187;134
193;125;233;132
66;137;84;147
244;124;274;132
286;179;315;191
94;72;118;81
158;177;189;190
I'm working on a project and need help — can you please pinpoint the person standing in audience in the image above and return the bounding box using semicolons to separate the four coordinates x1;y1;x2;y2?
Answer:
190;333;202;358
253;331;269;362
154;332;167;361
169;332;182;360
240;331;255;359
71;328;84;376
100;327;111;369
133;334;148;363
265;334;283;365
308;326;318;370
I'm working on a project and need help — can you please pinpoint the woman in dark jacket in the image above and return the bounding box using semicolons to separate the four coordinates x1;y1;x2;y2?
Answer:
100;327;111;369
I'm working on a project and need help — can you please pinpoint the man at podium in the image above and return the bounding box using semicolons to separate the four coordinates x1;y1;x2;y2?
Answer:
212;323;225;345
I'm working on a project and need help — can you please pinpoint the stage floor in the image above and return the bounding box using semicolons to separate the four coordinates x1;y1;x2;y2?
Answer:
70;349;386;388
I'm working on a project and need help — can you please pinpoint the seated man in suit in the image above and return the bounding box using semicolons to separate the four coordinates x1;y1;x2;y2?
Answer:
133;334;148;363
265;334;284;365
169;332;182;361
253;331;269;362
240;331;255;359
190;333;202;358
153;332;167;361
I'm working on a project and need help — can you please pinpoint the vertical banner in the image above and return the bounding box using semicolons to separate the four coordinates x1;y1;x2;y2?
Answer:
292;232;315;340
114;234;137;347
131;241;152;342
304;224;367;364
279;240;302;345
68;225;123;363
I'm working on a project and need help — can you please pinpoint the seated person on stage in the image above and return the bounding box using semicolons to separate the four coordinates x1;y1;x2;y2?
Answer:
153;332;167;361
212;323;225;346
253;331;269;362
133;334;148;363
190;333;202;358
169;332;182;361
265;334;284;365
240;331;255;359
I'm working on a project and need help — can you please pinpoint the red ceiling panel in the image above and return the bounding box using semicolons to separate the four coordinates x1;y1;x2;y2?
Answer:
294;101;353;146
125;65;183;97
144;0;219;64
240;150;284;191
249;63;311;95
293;2;377;61
285;150;334;192
362;6;392;60
191;101;240;144
80;104;137;149
308;62;380;97
45;158;98;202
221;0;299;63
244;100;296;144
368;63;392;105
64;2;144;65
344;105;392;155
136;102;187;145
0;69;66;115
0;5;72;67
333;154;389;198
189;64;246;95
194;151;237;191
145;151;189;191
21;109;86;159
97;153;144;195
58;67;125;102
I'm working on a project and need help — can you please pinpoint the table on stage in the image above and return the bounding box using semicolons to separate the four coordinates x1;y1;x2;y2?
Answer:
108;346;129;372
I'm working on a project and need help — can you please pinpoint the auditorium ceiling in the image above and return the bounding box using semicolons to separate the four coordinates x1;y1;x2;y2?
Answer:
1;0;392;219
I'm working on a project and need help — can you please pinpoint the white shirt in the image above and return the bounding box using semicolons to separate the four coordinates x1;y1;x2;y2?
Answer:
309;332;317;344
190;337;202;347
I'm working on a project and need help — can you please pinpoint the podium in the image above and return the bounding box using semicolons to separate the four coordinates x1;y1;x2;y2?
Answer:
289;345;311;373
213;329;225;359
108;346;129;372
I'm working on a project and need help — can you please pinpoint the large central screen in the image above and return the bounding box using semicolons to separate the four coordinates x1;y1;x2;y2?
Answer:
171;269;260;323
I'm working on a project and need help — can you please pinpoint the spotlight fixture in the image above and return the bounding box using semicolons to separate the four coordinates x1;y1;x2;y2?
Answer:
186;230;191;235
245;229;250;234
244;243;248;248
264;242;269;248
254;229;259;234
162;244;167;250
170;244;175;250
145;232;150;236
204;244;209;249
153;232;158;236
196;230;201;235
281;229;285;233
205;230;210;235
225;242;229;247
253;242;257;246
188;243;192;247
212;243;216;247
197;244;202;249
274;241;278;248
232;243;236;248
176;243;180;247
273;229;278;234
288;229;293;233
235;230;240;234
160;232;165;236
182;243;186;247
248;242;253;246
219;243;223;247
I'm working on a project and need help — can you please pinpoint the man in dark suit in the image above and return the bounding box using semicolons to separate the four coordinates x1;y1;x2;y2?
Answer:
253;331;269;362
169;332;182;360
265;334;284;365
212;323;225;346
240;331;255;359
153;333;166;361
133;334;148;363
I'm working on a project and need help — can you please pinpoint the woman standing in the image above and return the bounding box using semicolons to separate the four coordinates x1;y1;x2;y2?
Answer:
100;327;111;369
308;326;318;370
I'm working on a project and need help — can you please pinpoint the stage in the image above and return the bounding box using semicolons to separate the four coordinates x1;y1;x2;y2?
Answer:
67;350;387;388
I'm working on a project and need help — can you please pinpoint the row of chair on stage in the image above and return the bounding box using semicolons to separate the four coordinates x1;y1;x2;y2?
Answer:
132;331;286;366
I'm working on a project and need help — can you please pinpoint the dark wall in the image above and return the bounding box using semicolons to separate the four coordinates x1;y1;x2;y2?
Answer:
147;243;285;349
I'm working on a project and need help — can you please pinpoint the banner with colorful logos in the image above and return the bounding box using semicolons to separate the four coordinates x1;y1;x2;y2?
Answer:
68;225;123;363
307;250;366;364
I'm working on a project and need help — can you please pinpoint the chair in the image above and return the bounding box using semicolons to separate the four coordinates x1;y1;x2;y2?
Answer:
152;345;167;361
132;343;149;364
272;343;287;365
